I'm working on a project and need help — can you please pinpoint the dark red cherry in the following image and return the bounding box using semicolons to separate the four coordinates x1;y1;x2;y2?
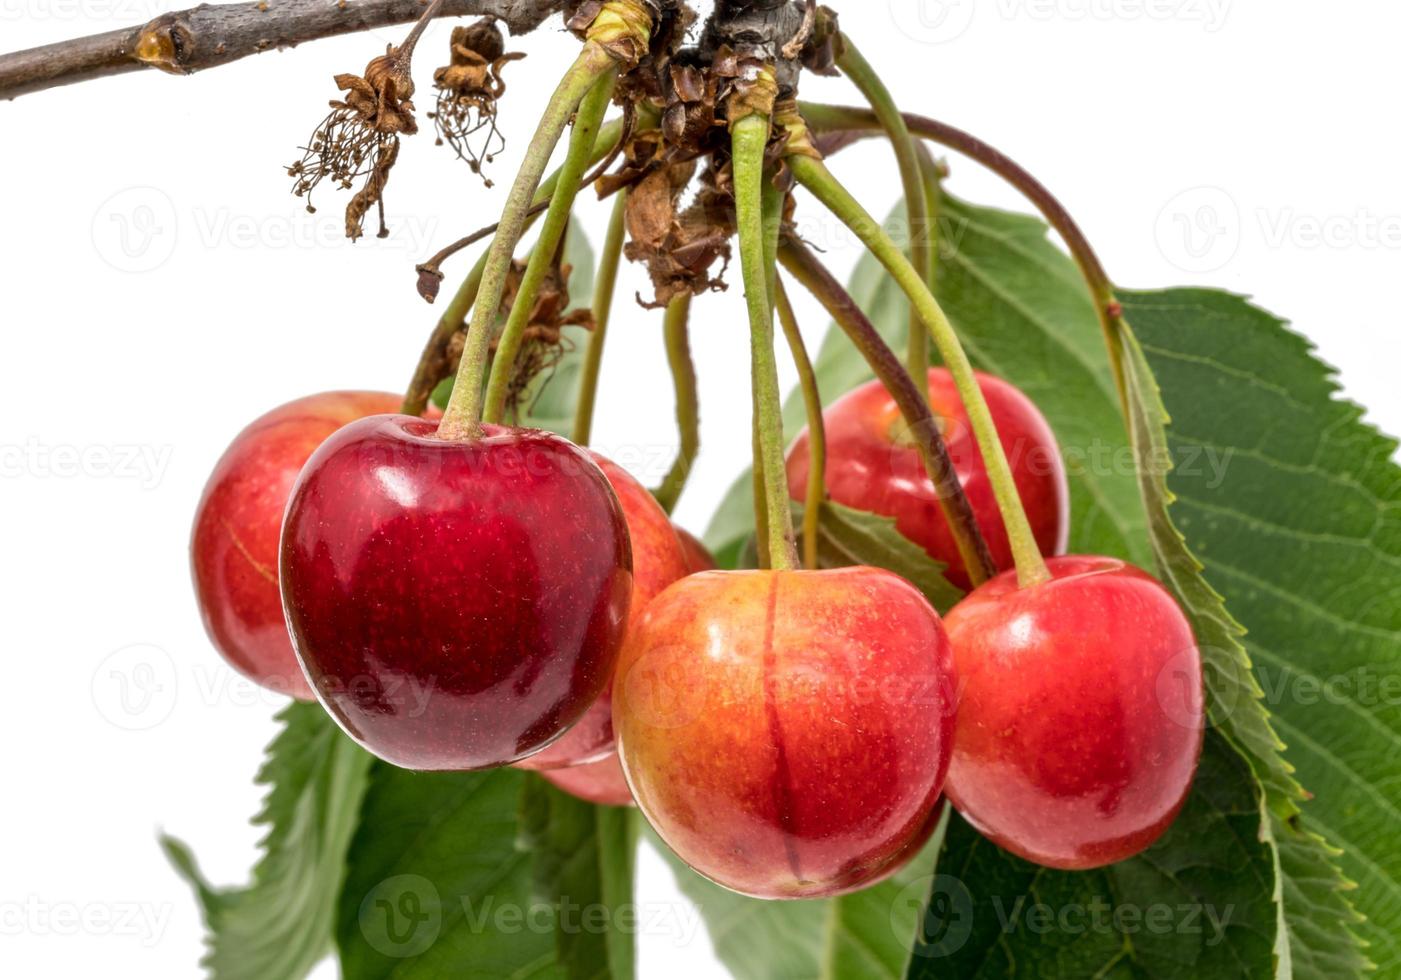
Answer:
280;417;632;771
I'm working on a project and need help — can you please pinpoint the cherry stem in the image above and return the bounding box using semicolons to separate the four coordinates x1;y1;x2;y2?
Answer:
778;235;997;587
798;101;1129;413
734;110;799;572
483;70;618;426
791;151;1049;587
775;276;824;571
572;189;628;447
836;36;932;386
401;114;632;418
437;40;617;441
653;293;699;515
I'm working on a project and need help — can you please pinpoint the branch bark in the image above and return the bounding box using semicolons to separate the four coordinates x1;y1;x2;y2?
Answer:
0;0;565;101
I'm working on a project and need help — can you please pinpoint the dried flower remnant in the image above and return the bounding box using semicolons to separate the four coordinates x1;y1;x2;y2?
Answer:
429;19;525;187
624;154;735;309
286;0;440;241
495;257;595;420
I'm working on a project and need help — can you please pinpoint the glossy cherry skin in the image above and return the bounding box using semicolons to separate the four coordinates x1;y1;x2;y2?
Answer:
786;368;1069;590
541;753;635;808
191;391;406;700
673;526;717;573
614;567;956;899
944;555;1203;870
280;416;633;771
516;453;689;771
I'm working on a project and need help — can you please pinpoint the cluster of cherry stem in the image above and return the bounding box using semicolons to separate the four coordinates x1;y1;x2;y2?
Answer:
425;4;1128;593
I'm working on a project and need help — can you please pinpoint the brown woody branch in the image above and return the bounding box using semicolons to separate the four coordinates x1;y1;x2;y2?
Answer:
0;0;565;101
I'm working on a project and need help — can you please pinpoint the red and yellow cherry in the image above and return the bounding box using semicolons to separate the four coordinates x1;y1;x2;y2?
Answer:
614;567;956;899
786;368;1069;590
540;752;635;808
516;452;689;771
280;417;633;771
943;555;1203;870
191;391;408;700
674;526;717;573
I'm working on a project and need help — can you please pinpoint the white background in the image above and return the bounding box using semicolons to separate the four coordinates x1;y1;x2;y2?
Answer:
3;1;1399;977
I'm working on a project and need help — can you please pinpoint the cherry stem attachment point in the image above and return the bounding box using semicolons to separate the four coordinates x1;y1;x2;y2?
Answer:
653;293;699;515
437;40;618;441
775;277;824;571
572;188;628;447
734;108;799;572
778;236;995;587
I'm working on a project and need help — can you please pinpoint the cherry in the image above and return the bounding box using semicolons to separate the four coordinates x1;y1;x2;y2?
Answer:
280;416;633;771
614;567;955;899
516;452;689;771
540;752;635;808
191;391;407;700
786;368;1069;590
673;526;717;573
943;555;1203;869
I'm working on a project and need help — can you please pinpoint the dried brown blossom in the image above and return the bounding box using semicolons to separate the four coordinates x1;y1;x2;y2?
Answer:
624;156;734;309
287;0;438;241
800;4;843;76
494;258;595;419
428;19;525;187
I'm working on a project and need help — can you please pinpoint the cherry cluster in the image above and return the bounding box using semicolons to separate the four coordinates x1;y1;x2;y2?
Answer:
191;365;1203;900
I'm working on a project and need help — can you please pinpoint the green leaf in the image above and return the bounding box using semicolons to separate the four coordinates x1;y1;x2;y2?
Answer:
806;501;963;613
337;765;638;980
337;766;561;979
908;731;1278;979
520;776;639;980
658;815;948;980
1121;288;1384;976
162;702;373;980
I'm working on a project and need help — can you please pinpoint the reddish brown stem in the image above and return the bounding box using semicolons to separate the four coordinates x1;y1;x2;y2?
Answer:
799;102;1127;405
778;236;996;586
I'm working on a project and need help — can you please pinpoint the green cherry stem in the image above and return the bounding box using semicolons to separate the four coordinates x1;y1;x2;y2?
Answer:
400;115;631;418
790;150;1048;587
775;276;825;571
437;40;618;441
572;188;628;447
734;109;799;572
653;293;699;515
836;35;932;384
778;236;995;586
484;69;618;426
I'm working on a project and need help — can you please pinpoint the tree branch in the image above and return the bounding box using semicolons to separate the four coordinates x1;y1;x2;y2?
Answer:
0;0;565;101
